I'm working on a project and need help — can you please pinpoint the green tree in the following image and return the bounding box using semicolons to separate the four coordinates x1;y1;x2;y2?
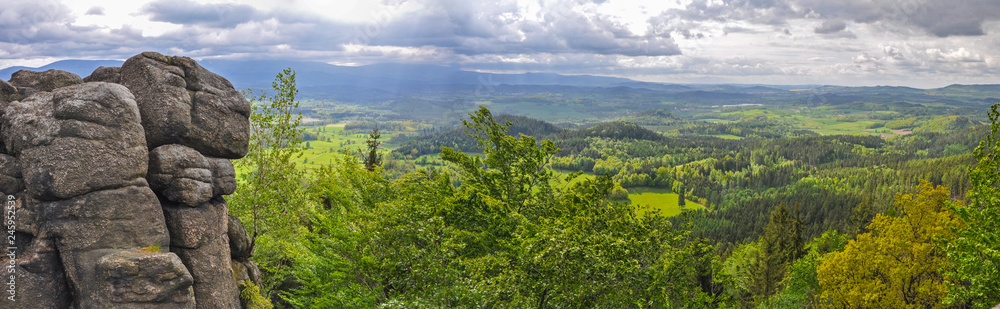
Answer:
231;67;306;248
440;106;559;216
944;102;1000;307
723;241;761;306
761;230;848;308
359;126;383;172
750;203;804;303
673;181;686;206
229;68;308;302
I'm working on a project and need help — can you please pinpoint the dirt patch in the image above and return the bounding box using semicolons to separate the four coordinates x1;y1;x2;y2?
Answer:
891;129;912;135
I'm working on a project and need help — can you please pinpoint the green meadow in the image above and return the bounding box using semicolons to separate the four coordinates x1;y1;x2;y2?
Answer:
552;171;703;217
298;123;371;169
629;187;704;217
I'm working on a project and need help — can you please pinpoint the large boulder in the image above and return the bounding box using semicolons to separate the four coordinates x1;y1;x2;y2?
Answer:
4;82;149;201
3;81;186;307
149;144;214;207
121;52;250;159
97;250;195;307
0;52;260;308
227;215;252;262
208;157;237;196
40;186;170;253
8;69;82;92
164;198;241;308
83;66;122;84
41;186;180;307
0;79;18;104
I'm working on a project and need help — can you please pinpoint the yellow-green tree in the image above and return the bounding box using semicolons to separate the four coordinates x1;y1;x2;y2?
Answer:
817;180;960;308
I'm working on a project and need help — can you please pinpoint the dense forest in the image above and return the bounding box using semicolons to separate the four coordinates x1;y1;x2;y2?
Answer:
228;71;1000;308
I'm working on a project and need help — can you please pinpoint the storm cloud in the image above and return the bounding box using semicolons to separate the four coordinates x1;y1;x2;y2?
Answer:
0;0;999;87
141;0;257;28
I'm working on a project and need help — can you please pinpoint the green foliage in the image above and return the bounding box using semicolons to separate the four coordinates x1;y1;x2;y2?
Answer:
886;117;919;130
673;181;686;206
818;180;959;308
440;106;560;216
944;102;1000;307
360;126;383;172
749;203;804;304
219;71;1000;308
760;230;847;308
229;68;311;301
240;281;275;309
722;241;760;305
287;106;731;307
231;67;307;246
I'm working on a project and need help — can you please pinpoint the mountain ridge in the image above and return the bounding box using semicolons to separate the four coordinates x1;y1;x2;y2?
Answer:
4;58;1000;97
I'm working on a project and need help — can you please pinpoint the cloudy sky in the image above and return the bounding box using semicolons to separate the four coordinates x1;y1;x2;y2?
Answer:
2;0;1000;88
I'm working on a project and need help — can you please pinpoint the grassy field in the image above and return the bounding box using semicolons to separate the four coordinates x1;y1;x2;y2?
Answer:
550;169;598;188
552;171;703;217
629;187;704;217
708;134;743;140
299;123;371;169
235;123;390;176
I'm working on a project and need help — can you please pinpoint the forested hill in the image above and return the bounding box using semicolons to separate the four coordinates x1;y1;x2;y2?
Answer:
608;109;693;131
613;109;685;125
392;113;566;155
556;121;666;141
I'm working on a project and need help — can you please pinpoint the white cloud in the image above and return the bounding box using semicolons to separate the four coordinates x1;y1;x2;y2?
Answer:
0;0;999;87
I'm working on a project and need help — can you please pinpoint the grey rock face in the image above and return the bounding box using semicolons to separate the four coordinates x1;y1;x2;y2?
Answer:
0;79;19;104
9;69;82;92
149;144;214;207
41;186;169;253
5;83;148;201
165;198;241;309
4;236;73;309
227;215;252;262
0;154;23;193
41;186;175;307
97;250;195;307
208;157;237;196
1;52;256;308
3;92;57;155
2;196;71;308
121;51;250;159
84;66;122;84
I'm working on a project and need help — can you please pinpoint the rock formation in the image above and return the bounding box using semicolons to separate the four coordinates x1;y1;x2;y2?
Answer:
0;52;259;308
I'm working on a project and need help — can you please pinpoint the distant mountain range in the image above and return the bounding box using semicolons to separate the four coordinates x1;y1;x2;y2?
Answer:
3;58;998;105
0;59;646;90
0;58;823;93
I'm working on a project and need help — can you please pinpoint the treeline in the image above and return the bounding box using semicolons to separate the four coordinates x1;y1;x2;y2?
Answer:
678;115;795;138
391;114;565;156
